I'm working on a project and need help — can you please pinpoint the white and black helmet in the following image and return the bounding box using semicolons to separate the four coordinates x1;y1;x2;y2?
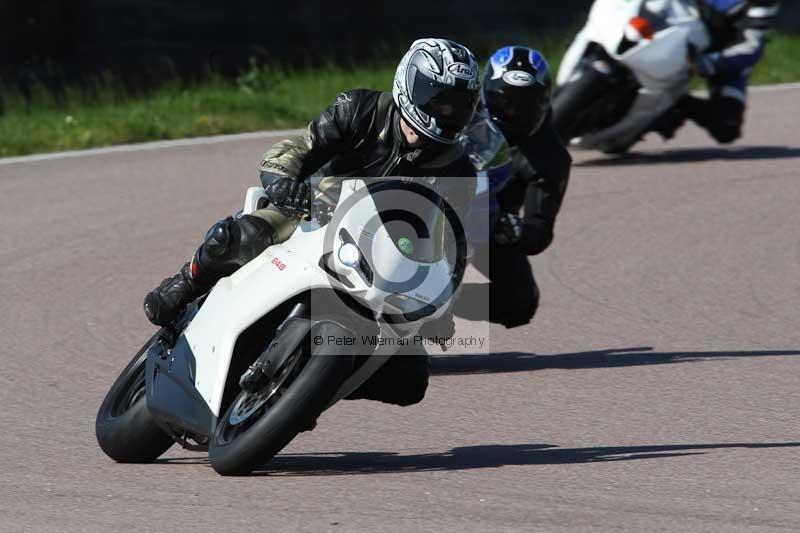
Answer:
393;38;480;144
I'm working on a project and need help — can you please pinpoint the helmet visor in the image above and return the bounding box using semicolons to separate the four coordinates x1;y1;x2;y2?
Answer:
417;86;479;139
485;88;549;136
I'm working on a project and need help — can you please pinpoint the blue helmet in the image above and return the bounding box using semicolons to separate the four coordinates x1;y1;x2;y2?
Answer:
483;46;552;138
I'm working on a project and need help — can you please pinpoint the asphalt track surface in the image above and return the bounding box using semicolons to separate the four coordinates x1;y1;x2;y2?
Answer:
2;86;799;532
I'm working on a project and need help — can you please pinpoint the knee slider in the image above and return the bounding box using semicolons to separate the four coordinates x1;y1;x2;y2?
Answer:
529;283;540;317
394;384;427;407
514;283;540;320
710;98;744;144
391;372;428;406
499;285;539;328
711;124;741;144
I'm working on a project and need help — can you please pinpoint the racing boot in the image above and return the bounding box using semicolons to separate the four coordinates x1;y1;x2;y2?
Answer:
144;214;279;326
143;261;212;326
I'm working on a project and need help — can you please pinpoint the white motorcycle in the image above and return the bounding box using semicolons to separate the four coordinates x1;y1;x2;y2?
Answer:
553;0;711;153
95;176;464;475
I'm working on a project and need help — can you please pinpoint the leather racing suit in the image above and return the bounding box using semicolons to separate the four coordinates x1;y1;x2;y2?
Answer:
146;88;477;406
454;106;571;328
679;0;782;143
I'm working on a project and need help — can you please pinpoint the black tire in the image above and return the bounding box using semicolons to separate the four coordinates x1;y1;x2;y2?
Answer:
602;143;634;156
552;65;613;143
209;332;353;476
95;334;175;463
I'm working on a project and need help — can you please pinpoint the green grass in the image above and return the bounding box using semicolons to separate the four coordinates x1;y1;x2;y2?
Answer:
1;32;797;157
0;65;397;157
748;32;800;84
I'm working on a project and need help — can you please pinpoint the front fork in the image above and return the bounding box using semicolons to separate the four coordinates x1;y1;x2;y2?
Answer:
238;302;309;392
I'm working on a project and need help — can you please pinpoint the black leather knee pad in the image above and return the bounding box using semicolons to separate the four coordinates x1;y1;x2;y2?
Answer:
347;351;430;406
388;352;430;406
496;282;539;328
529;282;540;316
709;95;744;144
710;122;742;144
392;378;428;406
195;215;278;276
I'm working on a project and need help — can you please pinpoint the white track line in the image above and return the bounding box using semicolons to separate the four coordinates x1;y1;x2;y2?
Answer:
2;82;799;166
750;82;800;93
0;128;305;166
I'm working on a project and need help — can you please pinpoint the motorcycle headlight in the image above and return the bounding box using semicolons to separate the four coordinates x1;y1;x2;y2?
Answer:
338;242;361;268
339;229;373;285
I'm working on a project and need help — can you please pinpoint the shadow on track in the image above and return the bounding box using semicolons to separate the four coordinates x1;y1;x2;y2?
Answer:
246;441;800;476
156;442;800;476
432;347;800;376
575;145;800;167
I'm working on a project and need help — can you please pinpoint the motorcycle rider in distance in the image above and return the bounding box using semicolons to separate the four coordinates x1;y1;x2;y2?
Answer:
658;0;782;143
455;46;571;328
143;38;481;406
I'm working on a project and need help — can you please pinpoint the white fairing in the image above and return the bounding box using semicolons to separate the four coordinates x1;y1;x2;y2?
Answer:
184;238;327;416
557;0;646;85
624;26;693;84
557;28;591;86
557;0;710;150
184;180;454;416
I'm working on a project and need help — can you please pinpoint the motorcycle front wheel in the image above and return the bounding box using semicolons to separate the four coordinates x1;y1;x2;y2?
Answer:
552;64;615;143
208;323;354;476
95;333;175;463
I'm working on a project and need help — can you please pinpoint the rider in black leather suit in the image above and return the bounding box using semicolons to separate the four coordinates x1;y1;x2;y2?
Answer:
143;38;480;406
455;46;571;329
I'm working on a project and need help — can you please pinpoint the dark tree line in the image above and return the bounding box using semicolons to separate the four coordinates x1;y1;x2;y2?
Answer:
1;0;797;98
0;0;591;93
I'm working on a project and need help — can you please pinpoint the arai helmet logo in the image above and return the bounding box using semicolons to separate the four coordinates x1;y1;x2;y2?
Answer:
502;70;536;86
448;63;475;80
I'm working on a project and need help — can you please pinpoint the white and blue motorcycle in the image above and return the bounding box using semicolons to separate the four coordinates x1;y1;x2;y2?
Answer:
553;0;711;153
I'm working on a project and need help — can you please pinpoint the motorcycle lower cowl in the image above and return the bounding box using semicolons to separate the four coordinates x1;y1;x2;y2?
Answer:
146;336;217;438
144;314;360;441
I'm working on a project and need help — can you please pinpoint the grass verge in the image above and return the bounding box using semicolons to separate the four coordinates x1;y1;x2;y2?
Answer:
1;32;798;157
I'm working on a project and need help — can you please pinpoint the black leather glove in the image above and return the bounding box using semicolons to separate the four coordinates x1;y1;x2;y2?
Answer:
265;177;311;216
493;212;523;245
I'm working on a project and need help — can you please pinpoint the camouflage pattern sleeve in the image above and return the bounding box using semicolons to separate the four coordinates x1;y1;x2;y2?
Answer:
259;90;365;186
